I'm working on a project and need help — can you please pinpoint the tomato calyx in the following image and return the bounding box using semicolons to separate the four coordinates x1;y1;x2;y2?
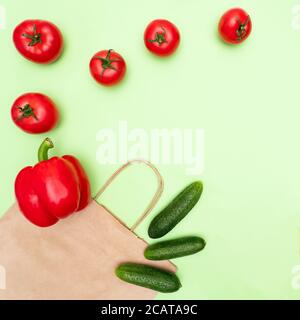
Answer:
17;104;38;121
96;49;119;77
236;16;250;41
148;27;168;46
22;24;42;47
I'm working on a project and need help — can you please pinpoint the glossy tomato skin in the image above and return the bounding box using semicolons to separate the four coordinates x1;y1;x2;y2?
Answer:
11;93;59;134
144;19;180;56
89;50;126;86
218;8;252;44
13;19;63;64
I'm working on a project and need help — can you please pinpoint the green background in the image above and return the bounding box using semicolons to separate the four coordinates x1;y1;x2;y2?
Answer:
1;0;300;299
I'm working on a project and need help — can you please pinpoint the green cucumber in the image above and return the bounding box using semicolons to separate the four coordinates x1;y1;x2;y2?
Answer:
115;263;181;293
148;181;203;239
145;236;206;260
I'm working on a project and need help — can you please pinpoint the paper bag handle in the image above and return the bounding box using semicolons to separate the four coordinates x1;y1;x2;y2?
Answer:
94;160;164;231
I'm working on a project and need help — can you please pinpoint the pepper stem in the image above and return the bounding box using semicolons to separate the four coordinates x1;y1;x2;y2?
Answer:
38;138;54;162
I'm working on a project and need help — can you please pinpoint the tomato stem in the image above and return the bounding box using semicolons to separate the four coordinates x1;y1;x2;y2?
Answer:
22;24;42;46
17;104;38;121
148;27;168;46
236;16;250;41
38;138;54;162
96;49;119;77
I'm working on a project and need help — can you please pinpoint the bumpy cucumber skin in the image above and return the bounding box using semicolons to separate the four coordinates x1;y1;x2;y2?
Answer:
144;236;206;260
148;181;203;239
115;263;181;293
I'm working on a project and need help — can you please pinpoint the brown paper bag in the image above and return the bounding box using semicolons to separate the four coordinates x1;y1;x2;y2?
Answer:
0;160;175;300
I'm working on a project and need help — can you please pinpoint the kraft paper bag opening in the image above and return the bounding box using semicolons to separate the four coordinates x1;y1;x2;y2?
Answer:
0;160;176;300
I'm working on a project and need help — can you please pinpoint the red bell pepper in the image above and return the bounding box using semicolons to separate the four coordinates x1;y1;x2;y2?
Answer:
15;138;91;227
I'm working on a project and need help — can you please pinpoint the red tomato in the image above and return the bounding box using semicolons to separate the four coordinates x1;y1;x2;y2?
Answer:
13;19;63;64
89;49;126;86
11;93;59;134
218;8;252;44
144;19;180;56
